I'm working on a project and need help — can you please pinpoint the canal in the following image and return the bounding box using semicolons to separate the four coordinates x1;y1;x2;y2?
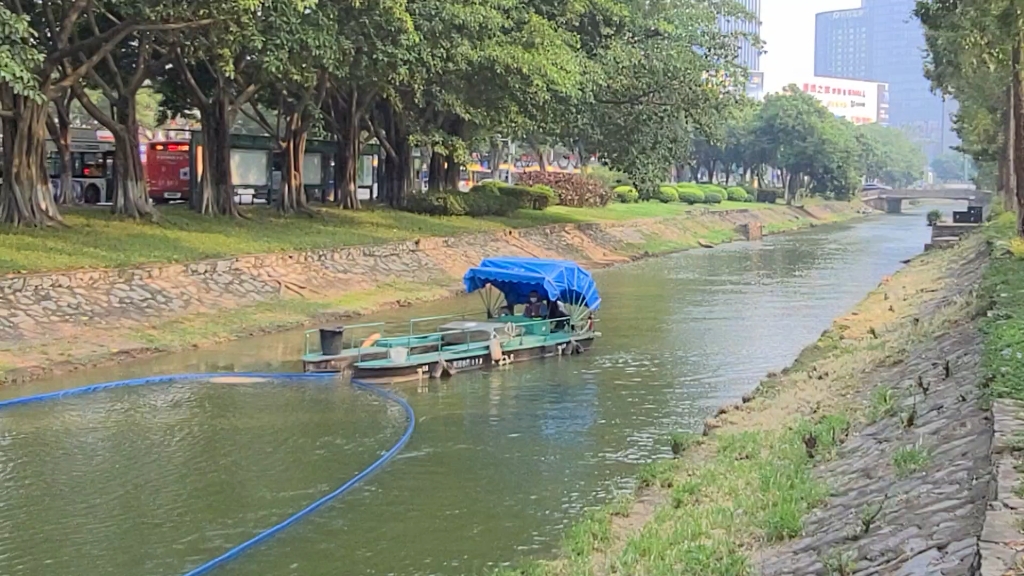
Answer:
0;203;954;575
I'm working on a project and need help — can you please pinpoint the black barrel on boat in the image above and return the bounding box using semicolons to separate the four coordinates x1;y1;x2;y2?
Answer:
319;327;346;356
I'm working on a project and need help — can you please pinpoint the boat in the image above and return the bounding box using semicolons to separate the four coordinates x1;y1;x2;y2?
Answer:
301;257;602;383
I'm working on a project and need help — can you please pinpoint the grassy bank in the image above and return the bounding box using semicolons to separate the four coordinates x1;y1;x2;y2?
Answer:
0;201;761;275
981;212;1024;401
496;231;979;576
0;200;864;385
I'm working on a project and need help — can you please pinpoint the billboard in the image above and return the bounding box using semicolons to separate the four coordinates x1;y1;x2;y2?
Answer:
787;76;889;125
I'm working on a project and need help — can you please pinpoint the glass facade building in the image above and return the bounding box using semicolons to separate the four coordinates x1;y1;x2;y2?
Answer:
719;0;762;98
815;0;957;158
814;9;870;79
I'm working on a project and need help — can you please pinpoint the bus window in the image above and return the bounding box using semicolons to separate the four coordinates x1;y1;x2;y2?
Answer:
47;152;61;179
77;152;108;178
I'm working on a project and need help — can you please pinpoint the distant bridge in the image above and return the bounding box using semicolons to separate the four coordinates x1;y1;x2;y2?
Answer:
861;186;993;213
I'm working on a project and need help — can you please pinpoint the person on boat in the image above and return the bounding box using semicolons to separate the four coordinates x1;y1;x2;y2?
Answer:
524;291;548;318
547;299;570;331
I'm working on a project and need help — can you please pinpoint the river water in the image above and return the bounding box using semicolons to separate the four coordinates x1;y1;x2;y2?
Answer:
0;203;956;576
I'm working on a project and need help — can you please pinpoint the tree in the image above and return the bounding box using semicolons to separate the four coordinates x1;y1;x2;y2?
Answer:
916;0;1022;230
569;0;749;195
0;0;203;226
754;86;835;202
857;124;926;187
157;0;283;216
931;150;975;182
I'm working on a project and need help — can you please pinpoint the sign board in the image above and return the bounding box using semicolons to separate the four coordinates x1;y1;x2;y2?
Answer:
785;76;888;125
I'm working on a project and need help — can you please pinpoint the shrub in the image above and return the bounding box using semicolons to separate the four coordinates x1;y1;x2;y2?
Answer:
614;185;639;203
698;184;727;198
742;185;757;197
678;188;705;205
501;184;557;210
743;194;754;203
757;189;781;204
529;185;558;209
654;186;679;203
726;187;749;202
704;192;723;204
464;183;521;216
516;172;613;207
469;182;556;211
926;209;943;226
588;165;630;189
404;190;467;216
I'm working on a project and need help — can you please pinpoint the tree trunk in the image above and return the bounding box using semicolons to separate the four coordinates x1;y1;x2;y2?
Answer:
378;101;411;208
528;137;548;172
51;97;74;205
376;149;387;202
427;150;445;191
330;92;361;209
489;139;504;181
999;145;1013;213
0;96;63;226
110;97;154;218
444;152;460;189
1014;36;1024;235
277;111;309;215
196;96;239;217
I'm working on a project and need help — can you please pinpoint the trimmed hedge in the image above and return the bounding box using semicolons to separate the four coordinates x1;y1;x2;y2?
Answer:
405;181;554;217
654;186;679;203
614;185;640;203
678;188;705;205
698;184;727;198
704;191;723;204
470;181;556;211
726;187;749;202
404;190;468;216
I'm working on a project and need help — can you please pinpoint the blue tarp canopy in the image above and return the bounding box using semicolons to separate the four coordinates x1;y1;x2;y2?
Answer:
463;257;601;310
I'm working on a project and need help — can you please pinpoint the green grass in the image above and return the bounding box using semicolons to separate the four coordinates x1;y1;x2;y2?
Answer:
866;386;900;423
563;508;614;560
892;443;930;477
0;201;763;275
981;212;1024;401
505;415;850;576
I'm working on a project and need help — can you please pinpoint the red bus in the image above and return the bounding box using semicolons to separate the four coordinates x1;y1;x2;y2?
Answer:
145;141;191;202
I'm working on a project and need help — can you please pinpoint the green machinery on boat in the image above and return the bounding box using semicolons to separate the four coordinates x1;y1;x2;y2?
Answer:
301;257;602;383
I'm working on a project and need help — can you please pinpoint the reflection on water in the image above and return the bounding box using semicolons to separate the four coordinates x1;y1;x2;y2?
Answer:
0;204;947;575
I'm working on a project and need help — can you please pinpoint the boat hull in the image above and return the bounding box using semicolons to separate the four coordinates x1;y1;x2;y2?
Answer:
347;336;597;385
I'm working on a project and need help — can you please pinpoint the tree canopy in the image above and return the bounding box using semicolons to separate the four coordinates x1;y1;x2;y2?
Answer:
1;0;766;225
680;87;925;200
915;0;1023;231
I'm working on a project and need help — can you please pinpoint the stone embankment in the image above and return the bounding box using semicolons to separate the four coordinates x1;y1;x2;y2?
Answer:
754;237;997;575
0;203;858;384
753;234;1007;573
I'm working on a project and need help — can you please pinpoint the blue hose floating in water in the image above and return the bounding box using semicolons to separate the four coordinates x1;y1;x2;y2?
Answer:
0;372;415;576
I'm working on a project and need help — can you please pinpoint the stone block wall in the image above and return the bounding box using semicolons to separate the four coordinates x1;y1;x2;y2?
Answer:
0;205;850;351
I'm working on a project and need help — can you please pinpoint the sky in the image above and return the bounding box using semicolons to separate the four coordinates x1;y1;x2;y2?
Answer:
760;0;862;93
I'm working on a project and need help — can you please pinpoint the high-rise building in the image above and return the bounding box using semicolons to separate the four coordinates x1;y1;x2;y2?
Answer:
814;9;871;79
815;0;957;158
719;0;763;98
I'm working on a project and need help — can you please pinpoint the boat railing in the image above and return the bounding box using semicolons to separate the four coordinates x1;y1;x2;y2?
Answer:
356;325;480;363
405;313;476;336
303;321;387;357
